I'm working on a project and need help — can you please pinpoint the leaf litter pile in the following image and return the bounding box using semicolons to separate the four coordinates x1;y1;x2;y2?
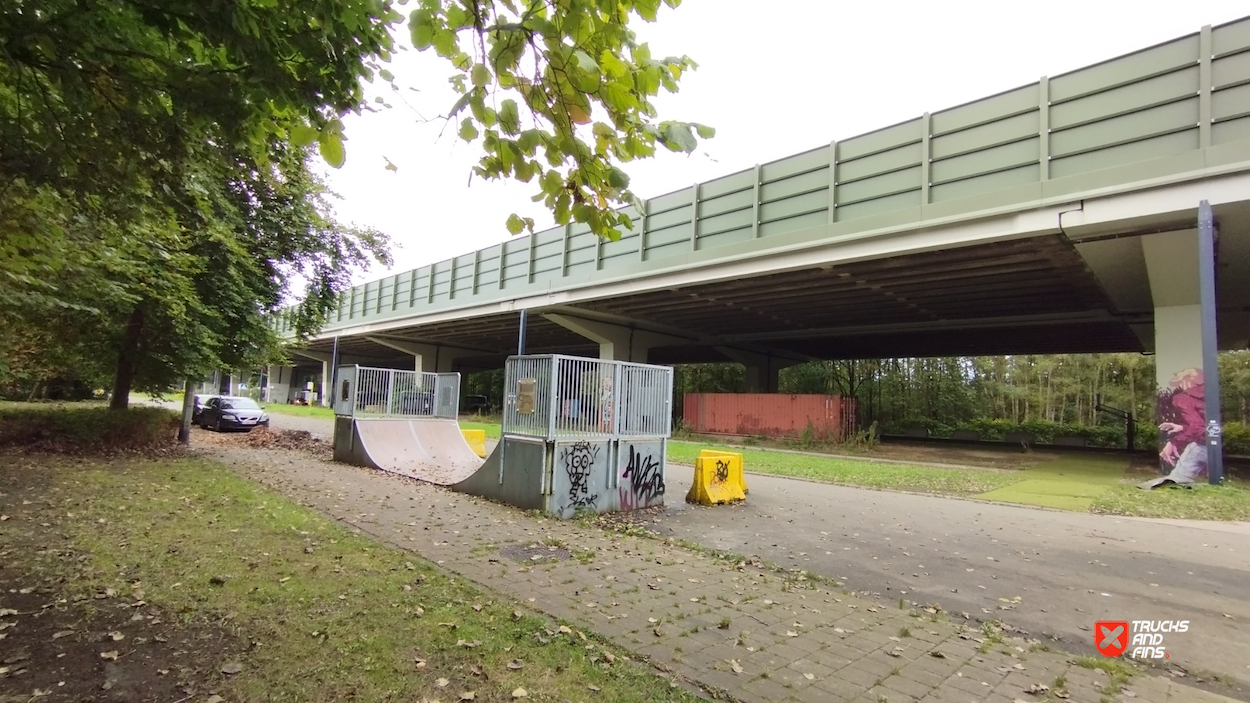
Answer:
192;425;332;459
0;451;701;702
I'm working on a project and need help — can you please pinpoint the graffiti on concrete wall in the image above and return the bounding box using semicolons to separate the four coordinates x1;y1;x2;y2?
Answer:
559;440;601;510
1156;368;1206;480
620;444;665;510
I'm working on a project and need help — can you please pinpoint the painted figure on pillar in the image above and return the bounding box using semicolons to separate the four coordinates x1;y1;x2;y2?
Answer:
598;377;614;432
1156;368;1206;481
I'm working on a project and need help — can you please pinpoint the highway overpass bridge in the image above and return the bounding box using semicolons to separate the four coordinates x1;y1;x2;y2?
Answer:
272;16;1250;414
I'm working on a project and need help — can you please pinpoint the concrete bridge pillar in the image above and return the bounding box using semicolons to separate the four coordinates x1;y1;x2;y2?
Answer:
290;350;335;406
541;314;688;362
1143;229;1212;478
715;348;802;393
266;365;294;404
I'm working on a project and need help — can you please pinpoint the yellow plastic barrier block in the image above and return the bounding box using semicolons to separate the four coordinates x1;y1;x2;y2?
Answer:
461;429;487;458
699;449;747;494
686;454;746;506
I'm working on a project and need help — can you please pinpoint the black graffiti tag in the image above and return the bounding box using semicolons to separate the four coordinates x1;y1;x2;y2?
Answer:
623;445;665;502
713;459;730;483
560;441;600;509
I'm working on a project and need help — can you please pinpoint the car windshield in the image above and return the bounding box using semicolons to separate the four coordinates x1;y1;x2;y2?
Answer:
221;399;260;410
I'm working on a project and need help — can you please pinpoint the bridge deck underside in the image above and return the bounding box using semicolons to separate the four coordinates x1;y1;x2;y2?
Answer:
306;235;1155;368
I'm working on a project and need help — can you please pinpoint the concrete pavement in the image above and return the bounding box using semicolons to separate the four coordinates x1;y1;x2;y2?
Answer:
654;468;1250;691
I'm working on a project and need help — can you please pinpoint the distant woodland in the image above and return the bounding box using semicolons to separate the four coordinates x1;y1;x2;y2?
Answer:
673;351;1250;451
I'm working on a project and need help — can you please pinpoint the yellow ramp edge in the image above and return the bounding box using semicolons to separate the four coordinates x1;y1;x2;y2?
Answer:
460;429;487;458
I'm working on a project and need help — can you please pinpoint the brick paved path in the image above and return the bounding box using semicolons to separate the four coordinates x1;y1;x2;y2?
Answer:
221;448;1238;703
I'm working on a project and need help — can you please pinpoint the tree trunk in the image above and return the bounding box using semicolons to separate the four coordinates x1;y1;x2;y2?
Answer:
178;377;196;445
109;306;145;410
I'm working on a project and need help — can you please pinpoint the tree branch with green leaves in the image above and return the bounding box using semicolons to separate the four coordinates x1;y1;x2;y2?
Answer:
406;0;712;239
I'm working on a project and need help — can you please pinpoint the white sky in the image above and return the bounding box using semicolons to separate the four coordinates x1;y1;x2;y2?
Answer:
323;0;1250;283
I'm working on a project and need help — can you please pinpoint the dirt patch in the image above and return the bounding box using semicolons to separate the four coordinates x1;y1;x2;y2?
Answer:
0;578;236;703
0;457;238;703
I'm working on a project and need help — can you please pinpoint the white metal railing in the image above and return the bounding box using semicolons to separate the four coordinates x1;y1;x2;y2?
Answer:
335;365;459;418
503;355;672;440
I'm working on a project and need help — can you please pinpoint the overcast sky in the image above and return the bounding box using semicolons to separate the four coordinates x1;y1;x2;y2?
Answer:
321;0;1249;283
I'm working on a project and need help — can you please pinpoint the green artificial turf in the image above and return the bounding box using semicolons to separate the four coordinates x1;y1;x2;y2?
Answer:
976;456;1128;510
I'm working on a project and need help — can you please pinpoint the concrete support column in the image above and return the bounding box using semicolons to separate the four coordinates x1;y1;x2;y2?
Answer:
1143;230;1208;478
715;347;802;393
542;314;688;362
267;365;293;404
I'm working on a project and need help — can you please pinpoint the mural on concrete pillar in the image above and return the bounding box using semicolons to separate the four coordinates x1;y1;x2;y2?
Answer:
1156;368;1206;481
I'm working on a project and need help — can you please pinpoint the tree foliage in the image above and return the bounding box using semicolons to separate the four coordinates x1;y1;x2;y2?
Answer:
408;0;710;238
2;0;706;405
0;0;397;405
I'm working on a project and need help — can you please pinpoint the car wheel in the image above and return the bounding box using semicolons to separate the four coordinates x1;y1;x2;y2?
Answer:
213;417;222;432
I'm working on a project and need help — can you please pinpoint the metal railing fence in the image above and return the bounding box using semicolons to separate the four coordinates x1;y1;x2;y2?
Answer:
336;365;459;418
503;355;673;440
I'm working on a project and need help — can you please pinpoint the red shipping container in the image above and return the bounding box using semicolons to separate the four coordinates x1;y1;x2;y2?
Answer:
682;394;856;441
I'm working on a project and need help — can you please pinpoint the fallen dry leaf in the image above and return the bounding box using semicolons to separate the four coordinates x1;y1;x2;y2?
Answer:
99;651;119;661
557;625;572;635
436;678;450;687
507;659;524;670
803;672;815;680
511;688;527;698
729;659;744;674
588;684;601;692
459;692;475;701
108;631;124;641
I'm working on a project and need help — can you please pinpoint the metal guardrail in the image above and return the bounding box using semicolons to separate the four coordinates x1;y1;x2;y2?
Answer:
334;365;459;418
502;355;673;440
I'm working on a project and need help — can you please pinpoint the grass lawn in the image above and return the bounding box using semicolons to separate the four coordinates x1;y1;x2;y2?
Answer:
0;453;699;703
262;402;336;419
670;440;1250;520
460;420;502;439
667;440;1021;496
264;403;503;440
1092;480;1250;521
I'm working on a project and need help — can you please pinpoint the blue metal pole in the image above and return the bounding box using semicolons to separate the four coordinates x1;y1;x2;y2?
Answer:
517;309;528;355
329;335;341;411
1197;200;1223;485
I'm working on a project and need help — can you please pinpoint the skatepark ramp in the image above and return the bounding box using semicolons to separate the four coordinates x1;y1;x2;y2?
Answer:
331;358;675;519
331;367;483;484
